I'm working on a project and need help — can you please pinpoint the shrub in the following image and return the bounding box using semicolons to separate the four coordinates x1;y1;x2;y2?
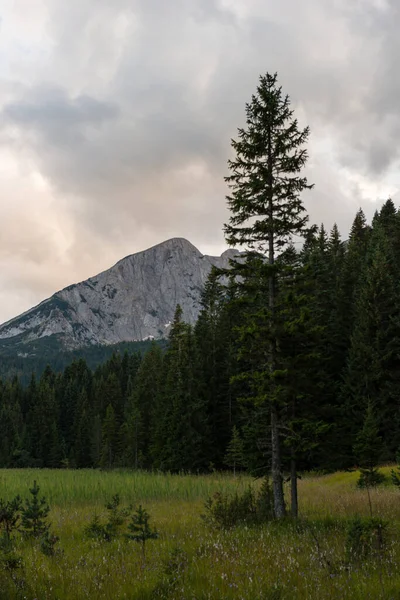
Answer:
152;547;189;598
85;495;132;542
40;531;61;557
0;549;23;572
256;477;275;522
85;496;158;556
84;514;109;541
202;478;274;529
104;494;131;540
0;497;22;545
357;468;386;489
345;516;387;562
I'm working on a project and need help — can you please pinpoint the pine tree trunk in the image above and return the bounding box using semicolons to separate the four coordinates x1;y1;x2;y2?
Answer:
268;132;286;520
271;405;286;518
290;456;298;518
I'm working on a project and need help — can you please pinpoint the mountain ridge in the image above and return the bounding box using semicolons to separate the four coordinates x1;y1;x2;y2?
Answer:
0;237;238;352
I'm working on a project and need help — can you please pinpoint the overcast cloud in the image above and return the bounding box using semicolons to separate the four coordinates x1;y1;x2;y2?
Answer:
0;0;399;322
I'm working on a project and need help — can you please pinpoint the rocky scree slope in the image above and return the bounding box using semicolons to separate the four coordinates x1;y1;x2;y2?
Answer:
0;238;238;350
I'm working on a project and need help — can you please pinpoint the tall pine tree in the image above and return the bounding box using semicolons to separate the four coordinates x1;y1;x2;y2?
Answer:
224;72;313;517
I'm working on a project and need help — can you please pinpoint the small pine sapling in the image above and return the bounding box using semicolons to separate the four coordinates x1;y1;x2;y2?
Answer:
105;494;131;540
391;449;400;488
40;531;61;557
84;514;107;541
353;403;384;516
224;426;244;476
153;547;189;596
126;505;158;560
85;495;132;542
20;481;50;539
0;496;22;546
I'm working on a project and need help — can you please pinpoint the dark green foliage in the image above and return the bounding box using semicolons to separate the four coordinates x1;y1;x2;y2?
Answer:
0;497;21;545
354;403;384;489
391;468;400;487
100;404;118;469
85;495;132;542
162;546;188;583
152;546;189;598
0;481;59;580
345;517;387;562
40;531;60;557
0;547;24;600
256;477;275;522
202;479;274;529
343;217;400;463
194;269;239;469
391;450;400;488
357;469;386;489
224;71;314;518
0;337;160;384
126;505;158;559
104;494;131;539
152;305;208;472
0;549;23;572
2;198;400;483
123;343;162;469
202;489;256;530
84;515;108;541
20;481;50;539
224;426;245;475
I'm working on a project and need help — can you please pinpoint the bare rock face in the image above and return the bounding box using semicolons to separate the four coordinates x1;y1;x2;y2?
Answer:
0;238;238;349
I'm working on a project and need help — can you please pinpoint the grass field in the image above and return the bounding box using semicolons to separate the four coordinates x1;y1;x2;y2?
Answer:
1;468;400;599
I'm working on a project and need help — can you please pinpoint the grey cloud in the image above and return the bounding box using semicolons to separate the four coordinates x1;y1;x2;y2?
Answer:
0;0;399;321
3;86;119;141
3;1;396;209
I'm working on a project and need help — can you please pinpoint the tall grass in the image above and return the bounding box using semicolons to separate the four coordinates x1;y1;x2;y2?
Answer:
0;468;399;599
0;469;254;506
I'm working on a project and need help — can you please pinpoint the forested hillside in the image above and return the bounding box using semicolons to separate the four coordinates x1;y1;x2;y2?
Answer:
0;338;162;383
0;198;399;474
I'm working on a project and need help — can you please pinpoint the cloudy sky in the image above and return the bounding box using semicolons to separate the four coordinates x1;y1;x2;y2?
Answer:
0;0;399;323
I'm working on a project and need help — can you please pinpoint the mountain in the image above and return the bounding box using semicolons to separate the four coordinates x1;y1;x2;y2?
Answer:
0;238;238;356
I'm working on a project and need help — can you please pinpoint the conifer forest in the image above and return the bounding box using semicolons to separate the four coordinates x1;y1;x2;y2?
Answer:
2;74;400;483
2;193;400;480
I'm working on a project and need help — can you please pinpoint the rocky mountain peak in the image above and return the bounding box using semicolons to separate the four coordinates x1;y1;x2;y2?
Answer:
0;238;238;351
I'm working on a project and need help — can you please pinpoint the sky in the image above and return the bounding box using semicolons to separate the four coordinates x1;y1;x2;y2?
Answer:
0;0;399;323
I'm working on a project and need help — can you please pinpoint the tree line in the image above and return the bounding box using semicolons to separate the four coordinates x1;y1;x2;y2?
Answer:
0;198;398;477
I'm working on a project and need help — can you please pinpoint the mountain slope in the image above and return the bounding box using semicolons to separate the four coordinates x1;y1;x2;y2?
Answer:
0;238;238;352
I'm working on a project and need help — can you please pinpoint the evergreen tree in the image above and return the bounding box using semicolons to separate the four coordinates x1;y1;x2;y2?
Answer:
224;72;313;517
0;379;23;467
298;224;346;470
342;221;400;461
224;426;244;476
126;505;158;560
91;414;103;467
195;268;237;468
336;208;370;358
273;244;328;516
28;377;61;467
100;404;118;469
124;343;163;468
152;306;208;471
21;481;50;538
353;402;384;514
73;388;93;468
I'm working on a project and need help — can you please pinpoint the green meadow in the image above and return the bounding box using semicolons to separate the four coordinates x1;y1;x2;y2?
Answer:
1;468;400;599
